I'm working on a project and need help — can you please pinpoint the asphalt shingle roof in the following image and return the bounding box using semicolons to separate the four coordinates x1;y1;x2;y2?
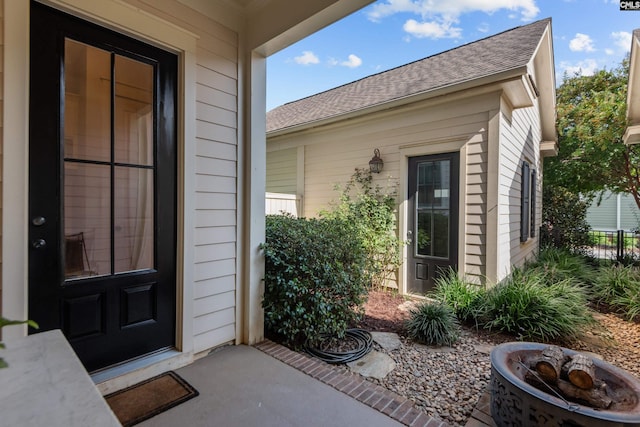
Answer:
267;18;550;133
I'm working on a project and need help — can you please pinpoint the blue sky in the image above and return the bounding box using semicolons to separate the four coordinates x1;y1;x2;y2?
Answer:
266;0;639;111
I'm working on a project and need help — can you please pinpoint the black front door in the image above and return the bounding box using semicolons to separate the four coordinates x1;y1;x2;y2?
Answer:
29;2;177;372
407;153;459;294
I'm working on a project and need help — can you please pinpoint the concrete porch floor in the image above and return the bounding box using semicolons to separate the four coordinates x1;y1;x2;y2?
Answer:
139;341;447;427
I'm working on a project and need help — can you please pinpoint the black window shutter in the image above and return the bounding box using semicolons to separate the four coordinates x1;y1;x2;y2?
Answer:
520;161;530;243
530;169;537;238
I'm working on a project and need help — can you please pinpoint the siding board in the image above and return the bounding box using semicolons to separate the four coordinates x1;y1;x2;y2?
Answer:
194;290;235;317
194;275;235;300
196;83;237;112
194;242;236;263
195;138;237;161
195;210;236;228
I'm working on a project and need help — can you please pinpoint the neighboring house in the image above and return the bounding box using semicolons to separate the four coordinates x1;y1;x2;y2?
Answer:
2;0;373;392
625;29;640;145
586;191;640;232
266;19;558;294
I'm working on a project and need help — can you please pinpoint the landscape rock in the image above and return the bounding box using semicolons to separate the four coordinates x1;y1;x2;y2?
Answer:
347;350;396;379
370;332;402;351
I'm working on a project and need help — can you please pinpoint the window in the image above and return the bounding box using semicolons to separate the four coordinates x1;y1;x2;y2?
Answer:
520;161;537;242
530;169;537;237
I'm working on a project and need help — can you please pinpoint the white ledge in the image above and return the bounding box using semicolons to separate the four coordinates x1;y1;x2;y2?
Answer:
0;330;120;426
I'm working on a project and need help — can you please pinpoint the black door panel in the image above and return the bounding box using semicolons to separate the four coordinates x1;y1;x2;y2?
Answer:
29;2;177;372
407;153;459;294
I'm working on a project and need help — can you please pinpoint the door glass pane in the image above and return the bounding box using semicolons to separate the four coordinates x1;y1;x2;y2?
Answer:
114;55;153;165
64;39;111;162
64;163;111;279
416;160;450;258
114;166;154;273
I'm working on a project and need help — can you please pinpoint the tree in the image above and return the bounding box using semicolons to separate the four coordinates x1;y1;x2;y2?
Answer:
545;58;640;210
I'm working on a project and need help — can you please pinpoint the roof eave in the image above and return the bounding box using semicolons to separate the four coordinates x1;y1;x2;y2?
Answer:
626;30;640;143
267;66;532;138
531;21;557;145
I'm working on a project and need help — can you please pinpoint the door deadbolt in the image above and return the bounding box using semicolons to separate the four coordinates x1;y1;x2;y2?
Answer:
32;239;47;249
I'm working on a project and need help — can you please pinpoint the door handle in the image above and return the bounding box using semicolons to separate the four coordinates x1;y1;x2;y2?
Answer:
32;216;46;226
32;239;47;249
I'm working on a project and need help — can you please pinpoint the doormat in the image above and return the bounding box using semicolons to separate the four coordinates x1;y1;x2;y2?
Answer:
105;371;199;427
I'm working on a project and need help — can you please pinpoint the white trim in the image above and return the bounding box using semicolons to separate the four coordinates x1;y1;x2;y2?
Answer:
485;107;501;284
540;140;559;156
2;0;30;340
398;138;468;296
37;0;200;52
624;124;640;145
3;1;198;364
296;146;305;216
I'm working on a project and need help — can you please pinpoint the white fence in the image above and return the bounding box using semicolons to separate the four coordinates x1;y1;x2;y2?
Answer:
265;192;302;217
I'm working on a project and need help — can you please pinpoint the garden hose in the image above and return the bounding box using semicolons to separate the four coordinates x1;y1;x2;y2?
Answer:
305;328;373;364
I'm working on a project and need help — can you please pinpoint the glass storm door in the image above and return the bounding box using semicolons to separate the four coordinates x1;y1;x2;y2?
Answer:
29;3;177;372
407;153;459;294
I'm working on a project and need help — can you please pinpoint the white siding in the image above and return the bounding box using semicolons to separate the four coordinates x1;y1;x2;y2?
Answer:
497;96;541;280
266;148;297;193
265;193;302;216
132;0;239;353
465;136;488;282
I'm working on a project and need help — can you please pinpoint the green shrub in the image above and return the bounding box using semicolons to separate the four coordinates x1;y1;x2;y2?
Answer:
430;269;485;325
261;215;369;349
525;246;594;285
320;168;402;290
405;302;460;346
482;269;596;342
592;264;640;320
540;185;592;253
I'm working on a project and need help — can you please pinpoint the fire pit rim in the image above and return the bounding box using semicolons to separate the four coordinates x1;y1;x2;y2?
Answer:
491;341;640;423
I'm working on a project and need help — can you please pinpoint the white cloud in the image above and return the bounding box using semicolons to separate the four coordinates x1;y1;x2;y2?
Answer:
367;0;539;22
560;59;599;78
366;0;539;41
605;48;615;55
294;51;320;65
341;54;363;68
569;33;595;52
403;19;462;39
477;22;490;33
611;31;632;52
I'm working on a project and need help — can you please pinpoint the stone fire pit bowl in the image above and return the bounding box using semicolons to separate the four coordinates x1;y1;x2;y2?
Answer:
490;342;640;427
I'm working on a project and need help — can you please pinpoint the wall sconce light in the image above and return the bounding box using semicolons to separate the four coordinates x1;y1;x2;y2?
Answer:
369;148;383;174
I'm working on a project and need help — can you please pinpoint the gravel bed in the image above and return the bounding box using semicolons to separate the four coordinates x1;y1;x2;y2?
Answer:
341;294;640;427
343;329;508;426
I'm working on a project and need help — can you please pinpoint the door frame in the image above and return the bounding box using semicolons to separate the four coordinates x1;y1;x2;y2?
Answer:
398;139;468;296
2;1;197;358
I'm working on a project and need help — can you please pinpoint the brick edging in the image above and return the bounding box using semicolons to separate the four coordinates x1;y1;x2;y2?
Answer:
255;339;448;427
